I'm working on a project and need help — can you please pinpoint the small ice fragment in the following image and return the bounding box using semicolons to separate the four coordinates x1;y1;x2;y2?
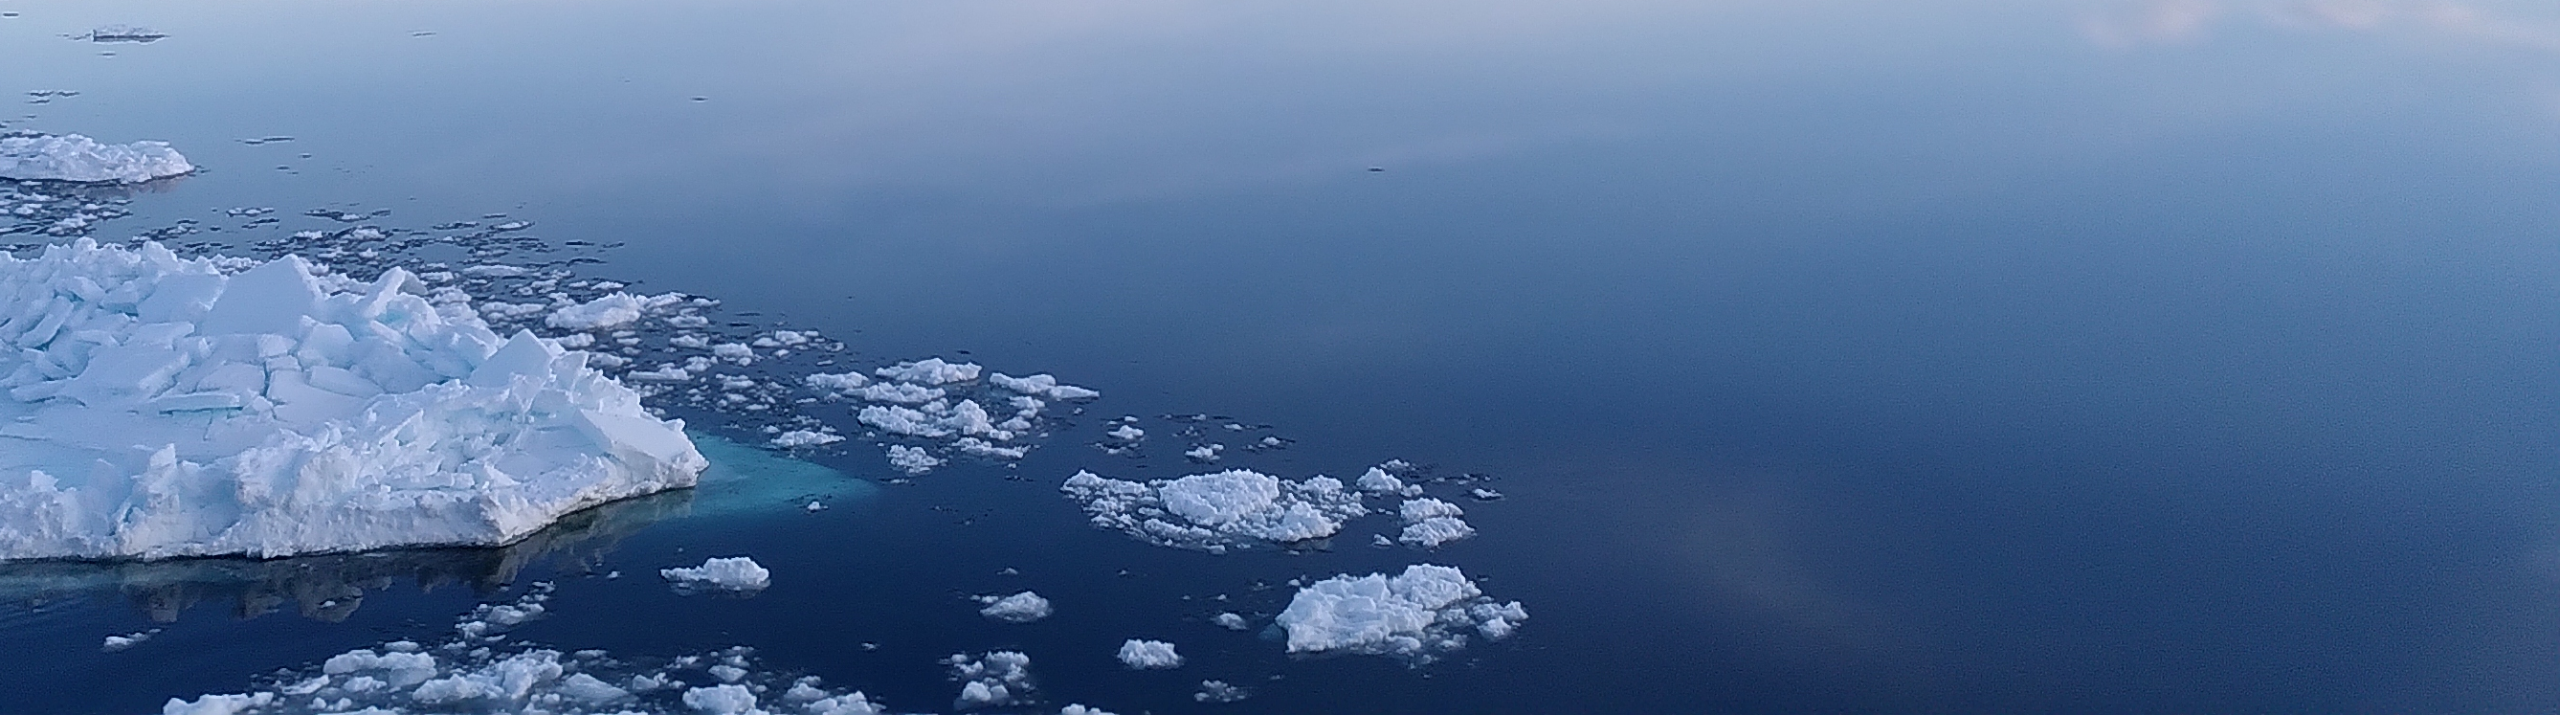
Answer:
1106;425;1144;441
1184;444;1224;461
1194;680;1251;703
887;445;944;475
660;557;771;593
977;591;1052;623
1115;639;1182;669
1212;612;1250;631
875;358;980;385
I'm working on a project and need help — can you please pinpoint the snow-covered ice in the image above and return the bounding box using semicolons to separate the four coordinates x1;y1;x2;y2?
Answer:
886;444;943;475
1396;498;1476;548
0;241;705;560
1212;612;1250;631
163;630;886;715
1;134;193;184
1060;469;1366;553
1105;424;1144;441
660;556;770;593
977;590;1053;623
1115;639;1182;669
876;358;979;385
948;651;1033;709
1356;466;1423;497
988;372;1098;400
1275;564;1526;661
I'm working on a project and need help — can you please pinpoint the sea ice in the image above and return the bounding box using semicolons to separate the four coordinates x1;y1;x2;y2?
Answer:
660;556;770;593
0;241;705;560
948;651;1033;709
1355;466;1423;497
769;429;843;448
1212;612;1250;631
1;134;193;184
1194;680;1251;703
1115;639;1182;669
876;358;979;385
988;372;1099;400
1059;469;1366;553
1106;425;1144;441
886;444;943;475
977;590;1052;623
1396;498;1476;548
1275;564;1526;661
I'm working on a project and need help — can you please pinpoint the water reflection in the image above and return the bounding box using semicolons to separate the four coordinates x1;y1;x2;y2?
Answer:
0;486;690;623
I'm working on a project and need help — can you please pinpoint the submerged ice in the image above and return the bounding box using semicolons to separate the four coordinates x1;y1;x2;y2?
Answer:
0;240;705;560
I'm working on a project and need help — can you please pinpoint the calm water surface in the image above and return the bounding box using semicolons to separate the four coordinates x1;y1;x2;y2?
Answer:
4;1;2559;712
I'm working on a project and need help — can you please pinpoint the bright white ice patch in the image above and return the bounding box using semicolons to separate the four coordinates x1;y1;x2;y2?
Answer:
1060;469;1365;553
0;241;705;560
988;372;1098;400
886;444;943;475
977;590;1052;623
1115;639;1182;669
659;556;770;593
947;651;1033;709
875;358;979;385
0;134;193;184
1275;564;1526;662
1396;498;1476;548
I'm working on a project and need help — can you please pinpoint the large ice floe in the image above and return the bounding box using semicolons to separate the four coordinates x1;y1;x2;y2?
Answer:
1059;468;1367;553
0;240;705;560
1276;564;1527;663
0;134;194;184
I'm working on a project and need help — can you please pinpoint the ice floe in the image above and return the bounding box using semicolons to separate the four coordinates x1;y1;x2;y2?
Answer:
948;650;1034;709
1212;612;1250;631
1059;469;1366;553
0;241;704;560
0;134;193;184
977;590;1053;623
1396;497;1476;548
1115;639;1182;669
876;357;979;385
1193;680;1251;703
988;372;1099;400
659;556;769;594
1275;564;1526;662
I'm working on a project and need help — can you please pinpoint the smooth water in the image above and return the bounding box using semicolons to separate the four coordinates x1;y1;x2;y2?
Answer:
5;1;2560;712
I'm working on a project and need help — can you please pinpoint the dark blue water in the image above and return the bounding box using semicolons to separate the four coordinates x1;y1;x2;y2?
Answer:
5;1;2560;712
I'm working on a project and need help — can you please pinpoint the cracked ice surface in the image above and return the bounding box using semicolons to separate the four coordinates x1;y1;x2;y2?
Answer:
0;240;705;560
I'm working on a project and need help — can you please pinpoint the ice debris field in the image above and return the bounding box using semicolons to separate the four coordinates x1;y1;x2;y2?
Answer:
0;134;1532;714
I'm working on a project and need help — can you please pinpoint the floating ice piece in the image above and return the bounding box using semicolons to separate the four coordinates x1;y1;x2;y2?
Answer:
989;372;1099;400
770;429;843;448
1106;425;1144;441
850;381;943;404
1396;498;1475;548
0;241;705;561
886;445;943;475
1060;469;1366;553
102;630;153;652
1275;564;1525;661
164;636;884;715
544;291;679;330
859;399;1010;440
804;371;868;392
1116;639;1182;669
1194;680;1251;703
876;358;980;385
948;651;1033;709
0;134;192;183
1212;612;1250;630
80;25;167;43
1061;705;1120;715
1470;488;1504;501
1185;444;1224;462
660;556;770;593
978;590;1052;623
1355;466;1423;497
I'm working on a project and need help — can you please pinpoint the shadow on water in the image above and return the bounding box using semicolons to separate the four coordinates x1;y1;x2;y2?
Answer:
0;478;693;624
